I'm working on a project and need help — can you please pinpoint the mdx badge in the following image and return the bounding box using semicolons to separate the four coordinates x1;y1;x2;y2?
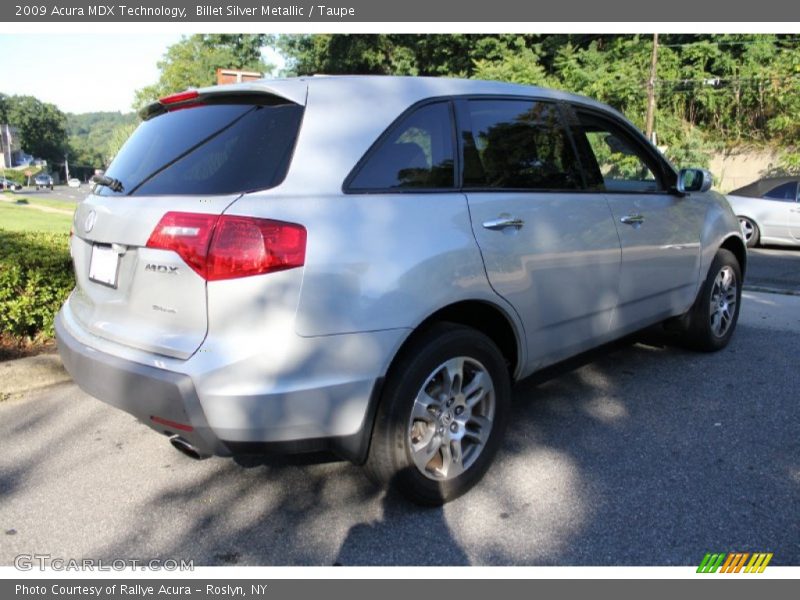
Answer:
145;264;179;274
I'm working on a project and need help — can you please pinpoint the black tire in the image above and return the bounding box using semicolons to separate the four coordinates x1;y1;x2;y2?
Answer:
680;248;742;352
365;323;511;505
738;216;759;248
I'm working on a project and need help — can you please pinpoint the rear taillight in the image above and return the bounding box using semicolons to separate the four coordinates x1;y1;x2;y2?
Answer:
146;211;306;281
207;215;306;280
146;212;218;277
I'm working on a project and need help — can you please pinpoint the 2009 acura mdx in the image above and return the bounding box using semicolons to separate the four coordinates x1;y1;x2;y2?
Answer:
56;76;745;504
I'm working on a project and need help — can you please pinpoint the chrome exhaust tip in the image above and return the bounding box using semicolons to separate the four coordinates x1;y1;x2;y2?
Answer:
169;435;209;460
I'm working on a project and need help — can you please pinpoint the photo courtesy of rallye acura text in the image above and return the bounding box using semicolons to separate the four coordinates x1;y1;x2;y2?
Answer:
56;76;745;505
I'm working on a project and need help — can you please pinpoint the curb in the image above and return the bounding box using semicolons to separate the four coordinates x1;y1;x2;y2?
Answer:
0;351;70;400
743;285;800;297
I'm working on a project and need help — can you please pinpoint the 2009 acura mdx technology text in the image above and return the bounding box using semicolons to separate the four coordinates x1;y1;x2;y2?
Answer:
56;76;745;504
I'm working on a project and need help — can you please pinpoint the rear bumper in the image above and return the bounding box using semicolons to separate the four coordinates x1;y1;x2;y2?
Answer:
55;307;405;462
55;311;228;457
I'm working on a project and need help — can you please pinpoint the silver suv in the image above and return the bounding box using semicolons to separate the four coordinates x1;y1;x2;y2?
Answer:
56;76;745;504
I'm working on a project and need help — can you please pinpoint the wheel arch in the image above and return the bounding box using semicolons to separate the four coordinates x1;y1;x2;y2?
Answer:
719;233;747;278
398;300;524;381
343;299;523;467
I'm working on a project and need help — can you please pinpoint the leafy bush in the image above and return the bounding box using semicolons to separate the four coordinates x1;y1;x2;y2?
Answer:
777;149;800;175
0;229;73;340
2;170;30;186
656;113;713;170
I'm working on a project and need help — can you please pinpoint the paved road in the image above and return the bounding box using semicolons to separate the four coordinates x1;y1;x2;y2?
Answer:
0;292;798;567
746;247;800;294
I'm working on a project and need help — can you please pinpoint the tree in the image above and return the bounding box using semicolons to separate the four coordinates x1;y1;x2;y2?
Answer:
134;34;274;108
4;95;68;163
277;34;550;78
275;33;800;159
106;122;138;163
67;111;139;169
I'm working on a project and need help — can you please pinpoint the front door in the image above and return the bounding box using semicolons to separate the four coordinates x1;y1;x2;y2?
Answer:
571;109;705;332
460;98;622;371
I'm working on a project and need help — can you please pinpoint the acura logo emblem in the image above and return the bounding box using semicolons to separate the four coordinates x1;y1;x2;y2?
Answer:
84;210;97;233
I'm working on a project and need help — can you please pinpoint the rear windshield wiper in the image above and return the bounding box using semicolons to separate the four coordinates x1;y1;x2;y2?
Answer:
91;174;124;193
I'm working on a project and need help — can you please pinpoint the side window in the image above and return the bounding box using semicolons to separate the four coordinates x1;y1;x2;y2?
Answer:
463;100;581;190
348;102;455;191
575;112;664;193
763;181;798;202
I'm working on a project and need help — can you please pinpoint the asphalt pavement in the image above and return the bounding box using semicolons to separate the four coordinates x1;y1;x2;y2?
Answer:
746;247;800;294
0;291;797;567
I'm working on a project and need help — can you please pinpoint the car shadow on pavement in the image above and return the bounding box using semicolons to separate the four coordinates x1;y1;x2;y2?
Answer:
22;322;794;567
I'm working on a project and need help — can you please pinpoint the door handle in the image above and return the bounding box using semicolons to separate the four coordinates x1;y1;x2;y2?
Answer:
483;216;525;231
620;214;645;225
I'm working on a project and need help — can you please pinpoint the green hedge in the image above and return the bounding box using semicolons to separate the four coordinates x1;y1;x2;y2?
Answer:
2;169;38;186
0;229;74;340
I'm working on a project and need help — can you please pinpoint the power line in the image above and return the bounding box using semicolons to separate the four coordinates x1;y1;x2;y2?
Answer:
654;75;800;90
658;37;800;48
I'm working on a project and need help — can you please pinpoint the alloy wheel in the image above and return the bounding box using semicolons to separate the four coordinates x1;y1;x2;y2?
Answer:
709;265;738;338
407;357;495;481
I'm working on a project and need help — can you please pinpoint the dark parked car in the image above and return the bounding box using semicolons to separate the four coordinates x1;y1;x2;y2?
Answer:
34;173;54;190
0;177;22;190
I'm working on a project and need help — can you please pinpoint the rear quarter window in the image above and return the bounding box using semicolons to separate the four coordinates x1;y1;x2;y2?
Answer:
346;101;456;191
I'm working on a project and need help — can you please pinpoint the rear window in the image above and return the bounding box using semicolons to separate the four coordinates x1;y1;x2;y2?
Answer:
98;100;303;196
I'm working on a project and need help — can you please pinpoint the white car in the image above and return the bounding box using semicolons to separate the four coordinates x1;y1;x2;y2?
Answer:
68;178;81;188
726;177;800;247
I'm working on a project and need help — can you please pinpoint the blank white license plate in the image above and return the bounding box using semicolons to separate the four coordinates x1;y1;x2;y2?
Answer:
88;244;119;288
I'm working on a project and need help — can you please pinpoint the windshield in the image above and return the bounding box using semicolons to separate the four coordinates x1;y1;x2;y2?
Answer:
97;100;304;196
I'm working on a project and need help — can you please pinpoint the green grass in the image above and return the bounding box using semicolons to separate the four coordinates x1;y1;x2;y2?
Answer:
0;202;73;233
5;194;78;213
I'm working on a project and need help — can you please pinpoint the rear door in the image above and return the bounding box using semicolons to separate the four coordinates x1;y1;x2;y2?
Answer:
69;94;304;359
570;108;705;330
461;98;622;369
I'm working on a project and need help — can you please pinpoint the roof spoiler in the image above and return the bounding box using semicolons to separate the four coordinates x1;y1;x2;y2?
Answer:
139;80;308;120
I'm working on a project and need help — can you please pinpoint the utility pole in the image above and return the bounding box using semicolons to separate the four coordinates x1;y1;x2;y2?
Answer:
645;33;659;145
64;152;70;183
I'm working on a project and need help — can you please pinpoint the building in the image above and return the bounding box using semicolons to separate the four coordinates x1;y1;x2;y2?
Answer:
216;68;263;85
0;123;24;169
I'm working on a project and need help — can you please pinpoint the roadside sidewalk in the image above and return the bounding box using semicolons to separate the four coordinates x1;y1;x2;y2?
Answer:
0;351;69;400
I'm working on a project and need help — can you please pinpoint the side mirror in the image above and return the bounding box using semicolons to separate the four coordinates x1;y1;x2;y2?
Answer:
677;168;713;193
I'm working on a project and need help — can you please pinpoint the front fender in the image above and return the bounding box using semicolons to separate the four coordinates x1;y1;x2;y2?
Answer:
699;191;747;284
